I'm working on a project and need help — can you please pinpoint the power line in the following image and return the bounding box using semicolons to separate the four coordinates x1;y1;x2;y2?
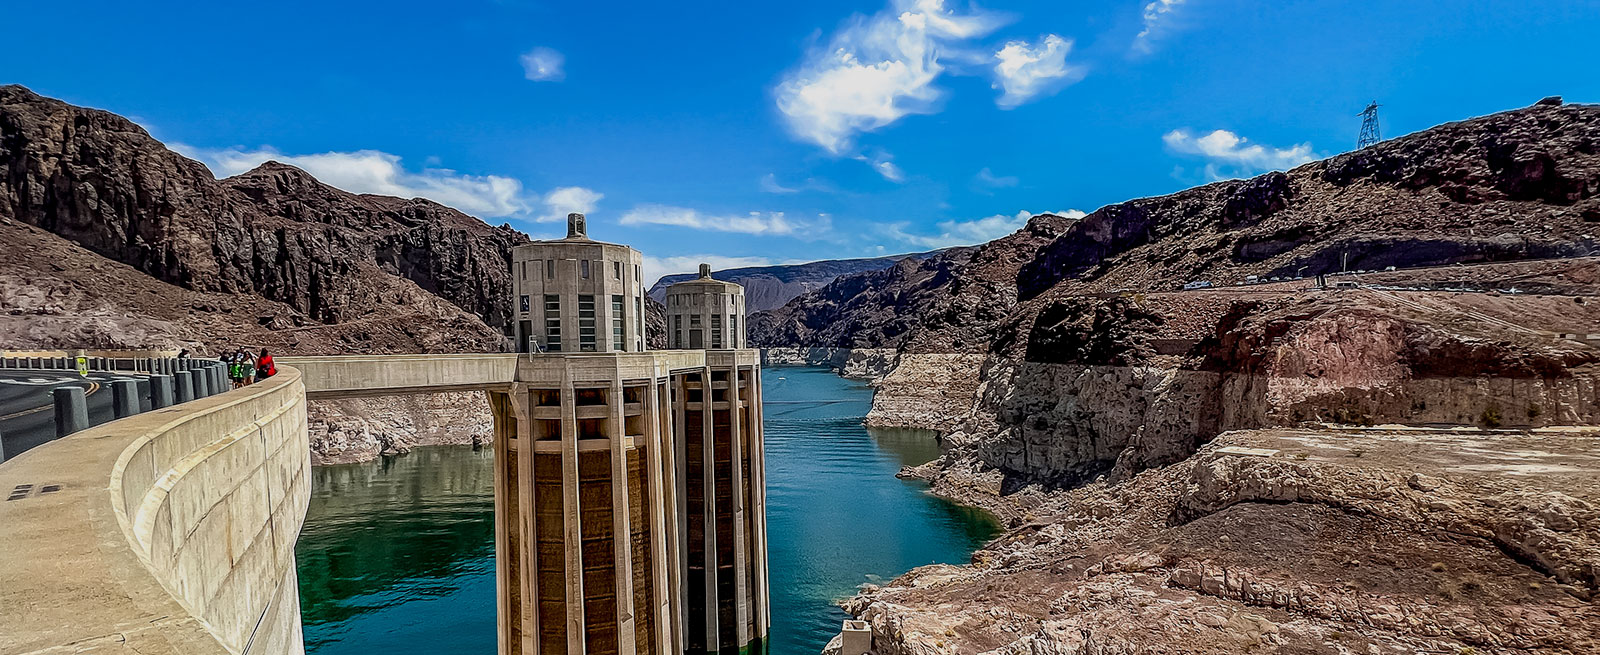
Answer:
1358;101;1382;149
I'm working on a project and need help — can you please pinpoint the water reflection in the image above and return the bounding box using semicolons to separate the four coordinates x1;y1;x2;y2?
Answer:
865;426;944;468
297;447;497;653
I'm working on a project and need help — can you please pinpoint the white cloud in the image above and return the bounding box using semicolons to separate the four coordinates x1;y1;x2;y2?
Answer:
760;173;800;194
178;144;532;217
857;153;906;182
974;167;1019;188
520;47;566;82
641;255;801;289
1162;128;1317;176
881;209;1084;249
992;34;1083;108
620;204;828;236
774;0;1009;154
536;186;603;222
1134;0;1186;52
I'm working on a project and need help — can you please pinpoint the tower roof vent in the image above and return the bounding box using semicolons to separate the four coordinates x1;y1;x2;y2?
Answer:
566;212;587;239
698;263;712;279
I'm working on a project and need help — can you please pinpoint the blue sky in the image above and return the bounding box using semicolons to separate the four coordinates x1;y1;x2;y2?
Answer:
6;0;1599;283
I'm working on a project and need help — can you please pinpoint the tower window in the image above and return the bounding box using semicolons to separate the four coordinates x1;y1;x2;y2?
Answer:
612;295;625;351
578;295;596;351
543;295;561;352
581;260;590;279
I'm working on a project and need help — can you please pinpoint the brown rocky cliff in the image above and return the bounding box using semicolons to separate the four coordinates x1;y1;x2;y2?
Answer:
0;84;527;339
757;100;1600;356
1018;99;1600;300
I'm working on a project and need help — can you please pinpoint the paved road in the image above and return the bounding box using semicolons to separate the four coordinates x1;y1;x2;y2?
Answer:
0;369;152;461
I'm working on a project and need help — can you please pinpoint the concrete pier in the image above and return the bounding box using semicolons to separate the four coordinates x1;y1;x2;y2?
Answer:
150;374;175;409
175;370;195;403
53;387;88;437
111;380;140;418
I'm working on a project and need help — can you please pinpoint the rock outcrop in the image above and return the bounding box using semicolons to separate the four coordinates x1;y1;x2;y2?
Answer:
1;84;524;352
848;427;1600;654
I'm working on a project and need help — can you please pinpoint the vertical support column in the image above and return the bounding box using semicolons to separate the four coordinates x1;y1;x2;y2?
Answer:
726;363;750;646
670;374;690;654
749;364;771;637
490;390;514;655
608;367;638;653
517;389;538;655
645;369;676;654
559;370;586;655
490;388;538;655
699;365;719;648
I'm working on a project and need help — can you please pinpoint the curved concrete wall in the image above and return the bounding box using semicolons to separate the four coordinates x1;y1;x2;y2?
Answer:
0;367;310;655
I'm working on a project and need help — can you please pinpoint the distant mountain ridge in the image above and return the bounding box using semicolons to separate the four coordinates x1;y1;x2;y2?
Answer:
751;98;1600;351
646;253;942;313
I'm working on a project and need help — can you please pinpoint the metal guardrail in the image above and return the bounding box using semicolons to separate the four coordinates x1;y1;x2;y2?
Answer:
0;357;234;464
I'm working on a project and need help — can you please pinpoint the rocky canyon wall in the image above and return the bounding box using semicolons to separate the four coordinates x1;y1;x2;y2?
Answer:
864;353;988;433
942;360;1600;490
307;392;493;465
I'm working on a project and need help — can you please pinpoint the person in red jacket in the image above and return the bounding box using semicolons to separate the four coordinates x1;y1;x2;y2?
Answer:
256;348;276;380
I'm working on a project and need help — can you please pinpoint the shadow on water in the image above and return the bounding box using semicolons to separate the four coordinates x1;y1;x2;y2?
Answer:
295;366;998;655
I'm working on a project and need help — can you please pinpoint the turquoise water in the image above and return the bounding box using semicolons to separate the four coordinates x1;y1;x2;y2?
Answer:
296;365;999;654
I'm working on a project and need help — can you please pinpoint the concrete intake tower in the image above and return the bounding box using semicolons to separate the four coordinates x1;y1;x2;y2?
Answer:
497;213;769;654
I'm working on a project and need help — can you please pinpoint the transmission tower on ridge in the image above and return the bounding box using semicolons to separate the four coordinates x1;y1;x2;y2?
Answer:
1357;101;1382;149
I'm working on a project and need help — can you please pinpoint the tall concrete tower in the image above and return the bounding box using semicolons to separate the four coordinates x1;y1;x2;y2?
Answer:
664;264;747;349
510;213;648;354
494;236;767;655
665;265;768;653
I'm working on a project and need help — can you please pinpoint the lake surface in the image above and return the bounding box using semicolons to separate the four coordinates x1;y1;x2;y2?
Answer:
296;365;999;654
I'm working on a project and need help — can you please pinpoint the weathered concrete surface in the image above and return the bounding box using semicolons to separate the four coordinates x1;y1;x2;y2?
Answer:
280;353;518;399
0;366;309;655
